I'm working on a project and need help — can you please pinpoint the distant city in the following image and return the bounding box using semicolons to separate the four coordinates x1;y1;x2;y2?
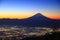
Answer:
0;25;60;40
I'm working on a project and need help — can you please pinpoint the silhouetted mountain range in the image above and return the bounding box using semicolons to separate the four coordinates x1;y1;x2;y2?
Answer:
0;13;60;28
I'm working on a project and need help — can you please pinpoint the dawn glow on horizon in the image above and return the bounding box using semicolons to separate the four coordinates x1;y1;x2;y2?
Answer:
0;0;60;19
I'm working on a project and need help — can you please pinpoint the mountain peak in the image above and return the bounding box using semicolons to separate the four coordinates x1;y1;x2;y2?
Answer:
36;13;42;15
34;13;43;17
29;13;50;20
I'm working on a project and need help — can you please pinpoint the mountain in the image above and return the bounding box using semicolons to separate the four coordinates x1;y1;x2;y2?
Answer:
20;13;60;28
0;13;60;28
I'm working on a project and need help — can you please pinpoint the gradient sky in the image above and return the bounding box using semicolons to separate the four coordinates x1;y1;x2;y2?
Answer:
0;0;60;19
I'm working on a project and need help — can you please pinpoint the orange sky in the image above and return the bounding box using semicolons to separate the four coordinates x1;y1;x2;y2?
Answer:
45;14;60;19
0;11;60;19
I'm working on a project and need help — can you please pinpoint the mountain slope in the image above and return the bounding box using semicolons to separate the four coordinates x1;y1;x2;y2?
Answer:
0;13;60;28
20;13;60;28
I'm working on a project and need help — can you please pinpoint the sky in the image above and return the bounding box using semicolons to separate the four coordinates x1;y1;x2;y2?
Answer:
0;0;60;19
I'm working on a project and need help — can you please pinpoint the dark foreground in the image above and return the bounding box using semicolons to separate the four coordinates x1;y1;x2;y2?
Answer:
0;32;60;40
23;32;60;40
